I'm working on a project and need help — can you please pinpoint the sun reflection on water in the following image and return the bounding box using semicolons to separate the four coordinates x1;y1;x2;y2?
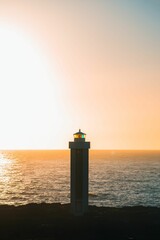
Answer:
0;152;13;183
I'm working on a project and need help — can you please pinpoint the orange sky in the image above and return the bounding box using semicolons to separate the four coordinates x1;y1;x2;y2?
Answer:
0;0;160;149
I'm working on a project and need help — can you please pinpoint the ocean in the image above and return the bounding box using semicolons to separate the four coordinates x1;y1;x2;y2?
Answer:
0;150;160;207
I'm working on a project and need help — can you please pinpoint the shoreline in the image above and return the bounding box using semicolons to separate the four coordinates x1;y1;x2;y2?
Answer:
0;203;160;239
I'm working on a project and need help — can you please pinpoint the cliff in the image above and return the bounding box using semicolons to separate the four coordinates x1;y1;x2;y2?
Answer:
0;203;160;239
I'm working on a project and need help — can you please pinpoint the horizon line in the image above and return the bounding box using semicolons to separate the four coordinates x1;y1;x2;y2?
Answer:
0;149;160;151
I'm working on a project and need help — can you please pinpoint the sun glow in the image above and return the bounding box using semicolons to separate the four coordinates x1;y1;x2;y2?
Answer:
0;0;159;150
0;24;61;149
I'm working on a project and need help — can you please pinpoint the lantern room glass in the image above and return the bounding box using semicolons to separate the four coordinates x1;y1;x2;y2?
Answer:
74;133;86;139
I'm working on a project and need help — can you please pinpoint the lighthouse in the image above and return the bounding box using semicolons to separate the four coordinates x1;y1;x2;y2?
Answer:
69;129;90;215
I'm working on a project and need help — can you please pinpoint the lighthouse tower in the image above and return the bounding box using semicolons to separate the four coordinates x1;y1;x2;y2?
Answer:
69;129;90;215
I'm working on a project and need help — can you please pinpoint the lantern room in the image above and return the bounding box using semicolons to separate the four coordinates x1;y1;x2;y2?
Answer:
73;129;86;142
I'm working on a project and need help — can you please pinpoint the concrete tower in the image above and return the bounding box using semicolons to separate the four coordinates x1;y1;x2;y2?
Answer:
69;129;90;215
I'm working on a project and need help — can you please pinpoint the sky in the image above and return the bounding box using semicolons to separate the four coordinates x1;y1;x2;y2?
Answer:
0;0;160;149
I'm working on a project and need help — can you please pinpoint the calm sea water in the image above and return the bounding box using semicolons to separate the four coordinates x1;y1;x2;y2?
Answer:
0;150;160;207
